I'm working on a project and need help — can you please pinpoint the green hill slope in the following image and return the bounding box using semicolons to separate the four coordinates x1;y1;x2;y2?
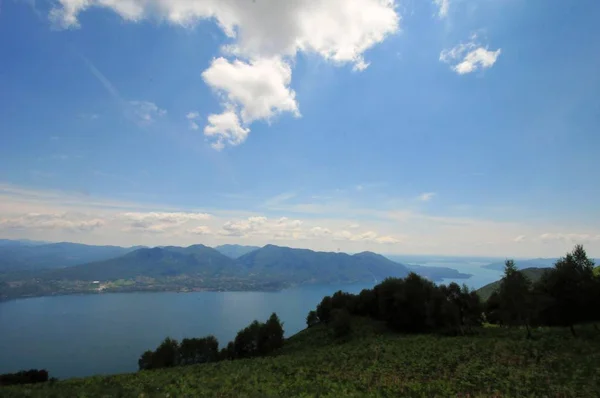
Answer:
476;267;548;301
4;318;599;397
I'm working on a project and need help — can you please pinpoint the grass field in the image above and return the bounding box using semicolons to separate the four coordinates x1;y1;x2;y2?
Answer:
4;318;600;397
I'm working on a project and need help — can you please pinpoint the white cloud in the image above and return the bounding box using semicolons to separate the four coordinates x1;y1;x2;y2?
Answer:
514;235;526;242
0;213;105;232
433;0;449;18
203;57;299;124
201;57;299;148
418;192;436;202
49;0;400;149
187;226;212;235
308;226;332;237
128;101;166;125
220;216;268;237
332;229;401;244
204;108;250;150
120;212;211;233
440;34;501;74
539;233;600;244
186;111;200;130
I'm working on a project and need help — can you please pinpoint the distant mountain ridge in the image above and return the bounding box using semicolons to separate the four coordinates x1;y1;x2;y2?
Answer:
0;242;141;272
215;244;260;259
481;258;558;272
39;244;409;285
475;267;548;301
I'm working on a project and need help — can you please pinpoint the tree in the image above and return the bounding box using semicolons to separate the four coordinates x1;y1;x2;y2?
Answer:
179;336;219;365
355;288;377;317
535;245;596;335
219;341;235;361
138;350;155;370
233;320;263;359
152;337;180;368
306;310;319;328
0;370;49;386
331;308;352;338
484;291;502;325
376;274;440;333
258;313;284;355
316;296;333;323
498;260;534;338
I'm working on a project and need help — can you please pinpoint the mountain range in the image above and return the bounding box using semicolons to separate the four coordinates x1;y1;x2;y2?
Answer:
0;240;476;301
37;244;409;285
0;242;141;272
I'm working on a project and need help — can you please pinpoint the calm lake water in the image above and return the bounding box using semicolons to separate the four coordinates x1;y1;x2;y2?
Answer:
0;284;373;379
0;267;502;380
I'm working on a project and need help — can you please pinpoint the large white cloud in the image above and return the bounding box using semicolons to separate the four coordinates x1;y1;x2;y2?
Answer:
49;0;400;149
202;57;299;124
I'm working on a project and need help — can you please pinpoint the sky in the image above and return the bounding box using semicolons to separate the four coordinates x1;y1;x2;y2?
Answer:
1;0;599;257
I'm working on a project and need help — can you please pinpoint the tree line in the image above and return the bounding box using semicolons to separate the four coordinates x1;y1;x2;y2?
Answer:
485;245;600;337
308;245;599;338
0;369;51;386
138;313;284;371
308;272;484;337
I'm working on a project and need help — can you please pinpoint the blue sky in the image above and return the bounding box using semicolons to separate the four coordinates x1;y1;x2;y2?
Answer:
1;0;599;257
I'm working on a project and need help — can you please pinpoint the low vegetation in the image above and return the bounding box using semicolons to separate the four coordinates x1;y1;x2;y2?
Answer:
4;320;599;397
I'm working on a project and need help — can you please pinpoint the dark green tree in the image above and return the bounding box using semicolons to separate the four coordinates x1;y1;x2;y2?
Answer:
331;308;352;338
484;291;502;325
219;341;235;361
138;350;155;370
233;320;263;358
535;245;596;335
355;288;377;317
306;310;319;327
376;273;439;333
316;296;333;323
179;336;219;365
498;260;534;337
258;313;284;355
152;337;180;368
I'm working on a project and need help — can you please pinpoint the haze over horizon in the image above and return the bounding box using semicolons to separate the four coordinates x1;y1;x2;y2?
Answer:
1;0;599;257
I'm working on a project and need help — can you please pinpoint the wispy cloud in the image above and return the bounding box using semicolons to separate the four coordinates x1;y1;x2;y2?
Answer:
128;101;166;125
83;56;166;126
433;0;449;18
417;192;436;202
82;56;120;99
186;111;200;131
440;34;501;75
263;191;297;208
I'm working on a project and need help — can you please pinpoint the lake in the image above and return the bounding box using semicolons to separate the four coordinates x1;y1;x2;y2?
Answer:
0;283;373;379
0;266;503;380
